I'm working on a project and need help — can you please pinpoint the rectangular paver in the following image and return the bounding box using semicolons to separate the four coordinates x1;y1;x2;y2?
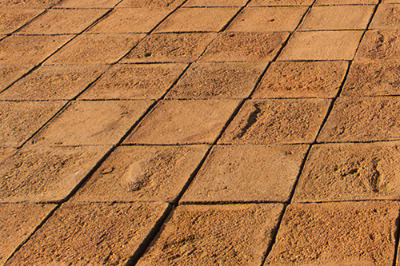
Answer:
370;4;400;29
184;0;246;6
55;0;120;8
0;9;42;34
249;0;313;5
117;0;184;8
0;0;60;8
316;0;378;4
0;65;32;92
356;30;400;60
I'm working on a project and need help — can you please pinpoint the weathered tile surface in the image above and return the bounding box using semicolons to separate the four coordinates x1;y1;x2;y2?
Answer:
0;9;42;34
356;30;400;60
249;0;313;5
55;0;120;8
370;4;400;29
0;0;60;8
184;0;246;6
316;0;377;4
117;0;184;8
0;65;32;92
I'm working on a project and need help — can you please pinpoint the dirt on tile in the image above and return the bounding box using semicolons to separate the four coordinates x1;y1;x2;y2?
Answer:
200;32;289;62
0;148;15;163
18;9;106;35
182;144;307;203
294;142;400;202
280;31;363;60
318;97;400;142
265;202;399;265
342;60;400;96
117;0;183;8
74;145;208;203
220;99;330;144
0;35;72;65
0;0;60;8
0;65;32;91
228;7;307;32
356;30;400;60
46;34;144;64
0;9;42;34
299;5;374;30
137;204;283;265
249;0;313;5
0;101;64;147
155;7;239;32
80;63;186;100
88;8;170;33
6;202;168;265
370;4;400;29
0;203;55;264
31;100;152;146
125;99;239;144
0;146;108;202
166;62;265;99
253;61;348;98
122;33;216;63
0;65;107;100
184;0;246;6
55;0;120;8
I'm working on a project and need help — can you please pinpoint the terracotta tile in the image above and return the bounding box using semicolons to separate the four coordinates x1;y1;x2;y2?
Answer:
342;60;400;96
0;0;60;8
265;202;399;265
228;7;307;32
73;145;208;202
384;0;400;3
249;0;313;5
125;99;239;144
117;0;184;8
88;8;170;33
182;145;307;203
253;61;348;98
0;146;109;202
55;0;120;8
0;203;55;264
220;99;330;144
31;100;152;146
0;101;64;147
0;148;15;163
370;4;400;30
155;7;239;32
80;63;186;100
46;34;144;64
294;142;400;202
356;30;400;60
0;65;32;92
0;35;72;65
18;9;106;35
166;62;265;99
138;204;283;265
200;32;289;62
122;33;216;63
7;202;168;265
0;65;107;100
184;0;246;6
318;97;400;142
299;6;374;30
0;9;42;34
280;31;363;60
316;0;378;4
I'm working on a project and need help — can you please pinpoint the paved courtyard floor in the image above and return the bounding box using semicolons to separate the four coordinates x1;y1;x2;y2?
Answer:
1;0;400;264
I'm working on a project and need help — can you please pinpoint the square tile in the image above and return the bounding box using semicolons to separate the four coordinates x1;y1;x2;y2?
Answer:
252;61;348;98
342;60;400;96
294;142;400;202
46;34;144;64
0;203;55;264
249;0;313;5
31;100;152;146
55;0;120;8
299;6;374;30
0;146;109;202
370;4;400;30
0;9;42;34
0;65;107;100
356;30;400;60
18;9;106;34
0;101;64;147
125;99;239;144
155;7;239;32
0;65;32;92
182;144;307;203
0;0;60;8
280;31;363;60
137;204;283;265
8;202;168;265
87;8;170;33
184;0;246;6
0;35;72;65
265;202;399;265
200;32;289;62
316;0;377;4
166;62;265;99
122;33;216;63
117;0;184;8
220;99;330;144
318;97;400;142
228;7;307;32
80;63;186;100
73;145;208;202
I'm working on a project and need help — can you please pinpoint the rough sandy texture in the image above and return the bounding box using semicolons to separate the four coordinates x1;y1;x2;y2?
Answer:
0;65;32;92
184;0;246;6
0;0;60;8
0;9;42;34
370;4;400;29
249;0;313;5
316;0;377;4
356;30;400;60
117;0;184;8
55;0;120;8
138;204;283;265
0;148;15;163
